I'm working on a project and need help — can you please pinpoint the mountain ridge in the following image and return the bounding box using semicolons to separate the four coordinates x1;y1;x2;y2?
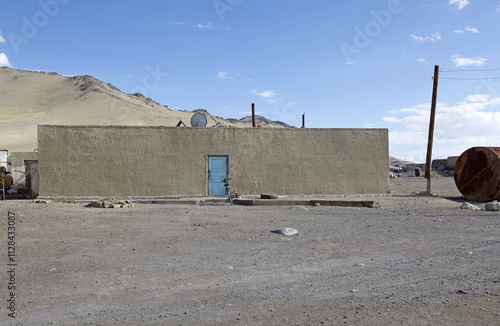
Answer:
0;67;288;152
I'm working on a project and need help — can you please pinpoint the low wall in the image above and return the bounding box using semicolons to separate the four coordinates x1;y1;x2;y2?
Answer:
38;125;389;197
447;156;459;170
406;163;426;172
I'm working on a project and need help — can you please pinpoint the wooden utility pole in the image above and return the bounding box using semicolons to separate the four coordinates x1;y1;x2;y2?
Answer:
425;65;440;194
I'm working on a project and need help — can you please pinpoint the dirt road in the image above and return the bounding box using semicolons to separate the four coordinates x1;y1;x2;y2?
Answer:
1;176;499;325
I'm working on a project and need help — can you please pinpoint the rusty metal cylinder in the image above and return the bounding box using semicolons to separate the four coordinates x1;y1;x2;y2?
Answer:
454;147;500;202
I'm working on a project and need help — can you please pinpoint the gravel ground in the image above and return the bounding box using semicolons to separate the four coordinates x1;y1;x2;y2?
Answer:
1;176;499;325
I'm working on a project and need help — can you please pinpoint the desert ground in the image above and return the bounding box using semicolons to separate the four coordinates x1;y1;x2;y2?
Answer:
1;175;499;325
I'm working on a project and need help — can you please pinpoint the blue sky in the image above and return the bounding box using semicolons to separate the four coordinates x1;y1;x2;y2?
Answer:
1;0;500;162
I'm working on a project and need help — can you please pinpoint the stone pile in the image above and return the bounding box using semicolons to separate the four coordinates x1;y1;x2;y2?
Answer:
88;199;135;208
431;159;447;170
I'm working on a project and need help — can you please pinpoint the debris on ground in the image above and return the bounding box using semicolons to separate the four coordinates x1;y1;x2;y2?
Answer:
87;199;135;208
271;227;298;235
34;199;52;204
460;202;480;211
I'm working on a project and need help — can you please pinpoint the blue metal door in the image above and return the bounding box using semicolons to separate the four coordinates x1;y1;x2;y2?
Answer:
208;156;227;195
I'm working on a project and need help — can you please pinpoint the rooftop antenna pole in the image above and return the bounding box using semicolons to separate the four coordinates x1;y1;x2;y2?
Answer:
425;65;439;195
252;103;256;127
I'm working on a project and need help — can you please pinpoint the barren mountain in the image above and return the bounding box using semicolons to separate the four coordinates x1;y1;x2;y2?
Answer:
0;67;288;152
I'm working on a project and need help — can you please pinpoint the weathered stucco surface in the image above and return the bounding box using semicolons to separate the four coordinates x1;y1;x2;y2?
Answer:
38;125;389;197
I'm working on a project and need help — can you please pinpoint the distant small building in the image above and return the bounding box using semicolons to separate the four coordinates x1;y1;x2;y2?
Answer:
10;152;39;188
446;156;459;170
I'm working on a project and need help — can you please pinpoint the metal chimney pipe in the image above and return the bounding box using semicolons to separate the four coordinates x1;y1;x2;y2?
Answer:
252;103;256;127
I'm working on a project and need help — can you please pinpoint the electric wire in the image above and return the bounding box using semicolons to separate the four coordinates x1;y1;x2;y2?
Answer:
440;68;500;73
436;68;500;80
439;76;500;80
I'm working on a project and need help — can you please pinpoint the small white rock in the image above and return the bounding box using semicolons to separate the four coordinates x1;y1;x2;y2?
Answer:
460;202;480;210
271;228;298;236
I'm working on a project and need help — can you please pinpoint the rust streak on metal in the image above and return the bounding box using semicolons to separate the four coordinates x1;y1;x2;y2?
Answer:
454;147;500;202
456;165;490;191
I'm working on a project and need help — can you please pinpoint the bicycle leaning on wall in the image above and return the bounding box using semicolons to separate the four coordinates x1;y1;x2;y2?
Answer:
221;178;234;205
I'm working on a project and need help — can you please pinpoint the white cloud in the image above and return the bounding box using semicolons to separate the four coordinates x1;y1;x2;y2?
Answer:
0;30;5;43
464;26;479;33
451;55;488;67
455;26;480;34
449;0;470;10
217;71;240;80
169;21;184;26
417;58;429;65
410;32;442;42
384;94;500;161
410;34;426;42
0;53;12;67
194;22;214;29
251;90;278;101
193;22;229;31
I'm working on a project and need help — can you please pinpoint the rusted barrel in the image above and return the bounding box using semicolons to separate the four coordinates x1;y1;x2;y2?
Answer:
454;147;500;202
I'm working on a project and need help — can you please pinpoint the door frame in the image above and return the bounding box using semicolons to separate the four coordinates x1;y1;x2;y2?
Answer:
207;155;229;195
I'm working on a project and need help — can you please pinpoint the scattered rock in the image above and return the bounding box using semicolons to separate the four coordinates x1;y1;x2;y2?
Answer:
460;202;480;211
458;289;468;294
485;201;500;211
87;199;135;208
34;199;52;204
271;228;298;236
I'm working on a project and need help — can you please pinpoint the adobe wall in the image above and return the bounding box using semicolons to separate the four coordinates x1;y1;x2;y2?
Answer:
38;125;389;197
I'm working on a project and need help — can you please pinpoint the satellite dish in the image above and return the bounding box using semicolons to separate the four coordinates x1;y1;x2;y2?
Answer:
191;112;207;127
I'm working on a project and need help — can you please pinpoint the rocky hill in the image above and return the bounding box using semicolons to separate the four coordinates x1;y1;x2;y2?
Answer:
389;156;414;170
0;67;287;152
